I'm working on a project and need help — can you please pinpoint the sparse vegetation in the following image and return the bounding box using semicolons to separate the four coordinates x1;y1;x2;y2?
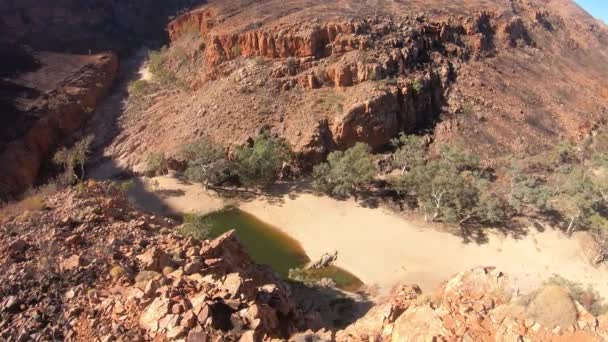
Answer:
313;92;345;112
0;187;52;222
546;275;608;316
288;267;336;288
109;180;135;195
286;57;298;74
234;131;292;186
411;79;423;93
109;265;127;278
231;45;242;56
179;214;211;240
182;139;231;188
146;152;168;176
53;135;94;185
313;143;376;198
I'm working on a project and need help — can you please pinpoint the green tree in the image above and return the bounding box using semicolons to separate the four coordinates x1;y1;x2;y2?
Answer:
53;135;94;185
234;132;291;186
391;134;425;175
312;143;376;198
508;164;552;215
182;139;229;189
390;144;506;225
554;167;604;235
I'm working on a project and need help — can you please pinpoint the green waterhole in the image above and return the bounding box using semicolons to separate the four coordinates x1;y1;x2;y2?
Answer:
200;208;363;292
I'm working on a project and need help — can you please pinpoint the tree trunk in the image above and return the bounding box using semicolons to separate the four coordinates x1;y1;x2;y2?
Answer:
566;216;576;235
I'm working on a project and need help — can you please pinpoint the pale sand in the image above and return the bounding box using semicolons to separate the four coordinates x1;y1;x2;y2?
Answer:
242;194;608;297
128;176;226;216
132;176;608;297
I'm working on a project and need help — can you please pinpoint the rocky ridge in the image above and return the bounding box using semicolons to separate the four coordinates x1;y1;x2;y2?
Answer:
2;184;608;341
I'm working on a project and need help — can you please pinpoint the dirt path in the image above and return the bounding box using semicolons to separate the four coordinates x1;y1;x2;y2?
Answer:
127;176;608;298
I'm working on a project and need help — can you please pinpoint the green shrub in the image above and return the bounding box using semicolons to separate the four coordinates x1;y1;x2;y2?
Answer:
181;138;225;164
411;80;423;93
146;152;168;176
508;164;551;214
53;135;94;185
312;143;376;198
110;180;135;194
391;134;426;174
234;132;291;186
128;79;151;97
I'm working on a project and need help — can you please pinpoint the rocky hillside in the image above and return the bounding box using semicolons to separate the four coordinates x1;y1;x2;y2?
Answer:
98;0;608;171
2;184;608;341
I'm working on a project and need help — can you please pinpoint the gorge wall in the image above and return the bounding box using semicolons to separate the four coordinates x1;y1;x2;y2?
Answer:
98;0;608;171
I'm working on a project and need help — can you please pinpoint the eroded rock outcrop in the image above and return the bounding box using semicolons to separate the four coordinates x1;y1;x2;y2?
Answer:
334;267;607;341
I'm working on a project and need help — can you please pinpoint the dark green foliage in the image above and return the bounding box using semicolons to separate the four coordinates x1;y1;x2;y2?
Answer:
312;143;376;197
390;133;426;174
234;132;291;186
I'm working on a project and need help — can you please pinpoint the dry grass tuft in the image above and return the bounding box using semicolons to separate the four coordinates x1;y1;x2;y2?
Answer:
0;183;58;222
523;285;577;328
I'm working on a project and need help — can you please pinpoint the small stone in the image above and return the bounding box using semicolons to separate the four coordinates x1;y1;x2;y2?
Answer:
144;279;160;298
60;255;82;271
8;239;28;254
187;331;209;342
181;310;197;328
197;304;210;324
166;326;187;339
184;261;204;275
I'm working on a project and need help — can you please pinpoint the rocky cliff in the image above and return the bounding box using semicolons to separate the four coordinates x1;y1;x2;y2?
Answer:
2;184;608;341
98;0;608;171
0;52;118;200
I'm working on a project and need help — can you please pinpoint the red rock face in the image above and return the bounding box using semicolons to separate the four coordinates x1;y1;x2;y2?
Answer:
0;53;118;199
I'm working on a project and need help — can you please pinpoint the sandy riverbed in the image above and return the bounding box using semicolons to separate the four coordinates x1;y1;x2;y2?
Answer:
132;176;608;297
